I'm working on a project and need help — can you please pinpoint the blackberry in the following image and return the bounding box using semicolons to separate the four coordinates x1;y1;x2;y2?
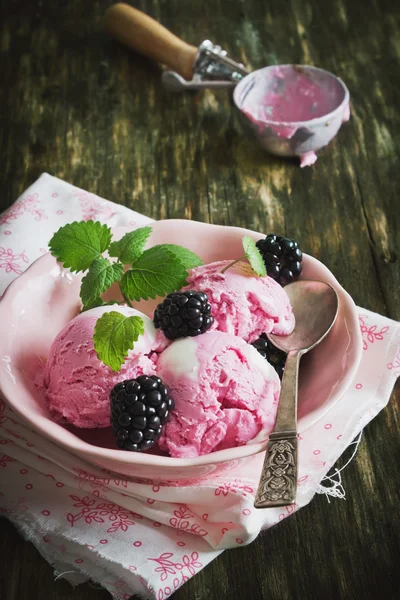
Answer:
256;234;302;286
251;334;287;379
154;290;214;340
110;375;175;452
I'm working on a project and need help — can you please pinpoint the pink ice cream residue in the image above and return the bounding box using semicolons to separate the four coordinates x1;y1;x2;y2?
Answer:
241;66;347;132
300;151;318;168
236;65;350;168
157;331;280;458
257;68;334;124
186;260;295;343
39;306;159;429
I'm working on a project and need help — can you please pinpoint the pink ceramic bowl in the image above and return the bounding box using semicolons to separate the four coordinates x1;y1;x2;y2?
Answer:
0;220;362;481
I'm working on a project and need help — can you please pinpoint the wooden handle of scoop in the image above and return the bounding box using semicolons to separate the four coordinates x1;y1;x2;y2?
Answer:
105;3;198;81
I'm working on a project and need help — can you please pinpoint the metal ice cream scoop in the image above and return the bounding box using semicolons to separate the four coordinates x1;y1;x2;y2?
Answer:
105;3;350;164
253;279;339;509
105;4;249;90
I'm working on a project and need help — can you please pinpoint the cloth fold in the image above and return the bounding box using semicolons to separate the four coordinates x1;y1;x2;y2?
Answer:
0;174;399;600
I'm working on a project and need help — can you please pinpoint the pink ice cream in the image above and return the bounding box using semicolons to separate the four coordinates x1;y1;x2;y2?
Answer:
40;306;159;429
186;260;295;342
157;331;280;458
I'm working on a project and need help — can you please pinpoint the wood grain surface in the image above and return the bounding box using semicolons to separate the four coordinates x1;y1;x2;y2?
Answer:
0;0;399;599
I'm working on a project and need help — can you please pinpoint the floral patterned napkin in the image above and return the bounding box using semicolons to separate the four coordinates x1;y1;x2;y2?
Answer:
0;174;399;600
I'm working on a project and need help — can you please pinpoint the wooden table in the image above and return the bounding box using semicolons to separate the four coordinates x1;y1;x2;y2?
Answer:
0;1;399;598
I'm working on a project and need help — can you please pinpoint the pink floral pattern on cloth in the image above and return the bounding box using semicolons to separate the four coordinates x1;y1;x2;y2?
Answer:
0;247;29;274
148;551;203;599
0;192;47;225
169;506;208;537
359;314;390;350
73;189;120;222
387;348;400;378
66;495;143;532
0;174;399;600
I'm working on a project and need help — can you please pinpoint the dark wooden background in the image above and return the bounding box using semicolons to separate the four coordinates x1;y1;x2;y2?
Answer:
0;0;399;599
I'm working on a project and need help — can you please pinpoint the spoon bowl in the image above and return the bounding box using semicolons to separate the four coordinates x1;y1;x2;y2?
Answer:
269;279;339;353
254;279;339;509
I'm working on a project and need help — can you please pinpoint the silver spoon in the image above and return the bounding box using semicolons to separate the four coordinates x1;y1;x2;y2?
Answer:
254;279;339;509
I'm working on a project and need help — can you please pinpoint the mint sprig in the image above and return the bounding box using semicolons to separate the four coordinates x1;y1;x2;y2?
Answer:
93;312;145;372
221;236;267;277
242;236;267;277
49;220;112;272
108;226;152;264
81;297;105;311
80;257;124;308
156;244;204;269
121;247;188;301
48;221;204;370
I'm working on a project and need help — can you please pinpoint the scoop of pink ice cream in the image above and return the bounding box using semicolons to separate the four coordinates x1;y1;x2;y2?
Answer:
185;260;295;342
157;331;280;458
40;306;158;428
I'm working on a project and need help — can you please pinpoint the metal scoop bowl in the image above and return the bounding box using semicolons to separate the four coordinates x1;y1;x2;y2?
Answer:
233;65;350;167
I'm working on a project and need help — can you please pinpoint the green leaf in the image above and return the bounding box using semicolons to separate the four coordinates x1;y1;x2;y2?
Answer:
108;226;152;265
242;236;267;277
93;312;145;371
80;257;124;306
81;297;105;312
157;244;204;269
120;247;188;302
49;220;112;273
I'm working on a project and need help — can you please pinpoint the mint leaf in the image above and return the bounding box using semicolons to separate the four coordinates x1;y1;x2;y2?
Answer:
120;247;188;301
242;236;267;277
93;312;145;371
158;244;203;269
108;226;152;265
49;221;112;273
80;257;124;306
81;297;105;312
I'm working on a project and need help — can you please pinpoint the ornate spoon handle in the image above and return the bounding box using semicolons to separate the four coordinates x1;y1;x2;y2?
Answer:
253;432;298;508
254;349;301;509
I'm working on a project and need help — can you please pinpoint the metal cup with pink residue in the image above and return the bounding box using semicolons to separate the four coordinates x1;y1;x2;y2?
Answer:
233;65;350;167
105;4;350;167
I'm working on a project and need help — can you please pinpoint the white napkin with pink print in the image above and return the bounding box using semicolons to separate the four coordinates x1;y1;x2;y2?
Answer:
0;174;399;600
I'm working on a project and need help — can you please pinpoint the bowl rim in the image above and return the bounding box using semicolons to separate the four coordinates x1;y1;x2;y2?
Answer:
0;219;363;470
233;64;350;129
